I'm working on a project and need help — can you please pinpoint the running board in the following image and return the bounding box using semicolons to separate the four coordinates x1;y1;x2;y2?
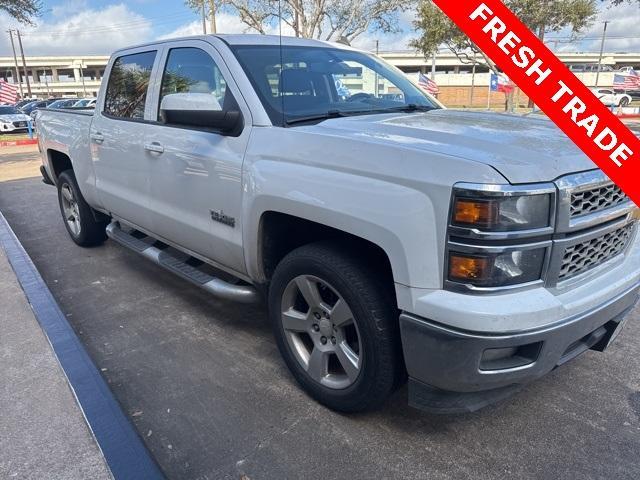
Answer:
106;222;259;304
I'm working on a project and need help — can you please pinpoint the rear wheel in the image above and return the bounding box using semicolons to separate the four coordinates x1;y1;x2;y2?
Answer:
269;242;403;412
57;170;108;247
620;97;630;107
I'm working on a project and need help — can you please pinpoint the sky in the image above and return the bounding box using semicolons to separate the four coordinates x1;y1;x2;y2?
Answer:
0;0;639;57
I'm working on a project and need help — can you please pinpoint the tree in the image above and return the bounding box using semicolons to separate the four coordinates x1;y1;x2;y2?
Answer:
1;0;41;25
412;0;598;109
186;0;412;43
185;0;219;33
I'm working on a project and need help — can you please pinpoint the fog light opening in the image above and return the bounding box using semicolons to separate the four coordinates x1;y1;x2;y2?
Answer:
480;342;542;371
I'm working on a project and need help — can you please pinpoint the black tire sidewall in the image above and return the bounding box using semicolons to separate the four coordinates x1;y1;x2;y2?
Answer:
269;244;399;412
57;170;107;247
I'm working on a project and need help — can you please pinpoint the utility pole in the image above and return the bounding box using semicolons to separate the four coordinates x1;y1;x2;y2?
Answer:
374;40;379;98
431;50;437;98
209;0;217;34
7;30;24;98
79;65;87;96
201;1;207;34
16;30;32;97
595;21;609;87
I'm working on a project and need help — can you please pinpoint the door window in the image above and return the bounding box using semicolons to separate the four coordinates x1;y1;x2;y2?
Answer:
158;47;228;120
103;51;156;120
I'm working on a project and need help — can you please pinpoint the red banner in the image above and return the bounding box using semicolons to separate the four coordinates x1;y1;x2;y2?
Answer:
433;0;640;206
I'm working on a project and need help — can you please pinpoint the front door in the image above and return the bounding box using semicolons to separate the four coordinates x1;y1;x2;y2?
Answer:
143;41;251;275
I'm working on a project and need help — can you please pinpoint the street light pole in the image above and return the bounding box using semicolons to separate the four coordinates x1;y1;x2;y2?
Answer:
16;30;32;97
7;30;24;98
201;1;207;34
595;21;609;87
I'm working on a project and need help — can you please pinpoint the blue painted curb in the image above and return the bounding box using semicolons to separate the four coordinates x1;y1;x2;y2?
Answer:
0;212;165;480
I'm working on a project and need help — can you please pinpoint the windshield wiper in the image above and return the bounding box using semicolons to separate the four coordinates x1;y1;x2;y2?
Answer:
367;104;436;114
285;110;347;126
284;104;436;126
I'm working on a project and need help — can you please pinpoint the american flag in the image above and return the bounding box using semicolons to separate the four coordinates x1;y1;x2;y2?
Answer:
0;80;19;104
613;70;640;90
418;73;439;95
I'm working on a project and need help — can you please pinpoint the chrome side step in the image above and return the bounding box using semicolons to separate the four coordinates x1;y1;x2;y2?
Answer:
106;222;260;304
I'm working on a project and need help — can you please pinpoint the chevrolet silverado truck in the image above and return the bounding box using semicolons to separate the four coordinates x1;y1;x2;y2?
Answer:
37;35;640;414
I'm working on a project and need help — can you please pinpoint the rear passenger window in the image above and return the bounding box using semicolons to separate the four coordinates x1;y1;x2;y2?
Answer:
158;47;228;120
104;51;156;120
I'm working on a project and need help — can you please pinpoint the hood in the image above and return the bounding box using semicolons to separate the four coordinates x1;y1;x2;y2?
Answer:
0;113;31;123
306;109;597;184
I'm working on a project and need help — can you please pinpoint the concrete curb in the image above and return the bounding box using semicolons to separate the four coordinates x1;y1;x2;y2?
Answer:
0;212;165;480
0;139;38;147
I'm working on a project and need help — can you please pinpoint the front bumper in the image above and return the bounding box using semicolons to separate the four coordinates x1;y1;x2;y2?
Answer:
0;123;28;133
400;282;639;413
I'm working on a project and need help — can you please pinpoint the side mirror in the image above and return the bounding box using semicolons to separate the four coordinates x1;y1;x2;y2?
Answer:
159;93;243;135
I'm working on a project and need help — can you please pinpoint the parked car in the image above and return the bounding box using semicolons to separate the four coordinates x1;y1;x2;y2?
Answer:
20;98;60;115
47;98;81;109
13;98;38;110
590;88;633;107
0;105;32;133
73;98;97;108
37;35;640;414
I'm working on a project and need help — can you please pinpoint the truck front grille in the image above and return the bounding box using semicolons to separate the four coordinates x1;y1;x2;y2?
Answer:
558;223;634;280
570;183;628;218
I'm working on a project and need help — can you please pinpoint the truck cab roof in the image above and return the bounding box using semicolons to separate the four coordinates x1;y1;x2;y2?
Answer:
112;34;355;56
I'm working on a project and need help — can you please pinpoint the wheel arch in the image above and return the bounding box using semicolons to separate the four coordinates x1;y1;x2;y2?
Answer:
47;149;73;182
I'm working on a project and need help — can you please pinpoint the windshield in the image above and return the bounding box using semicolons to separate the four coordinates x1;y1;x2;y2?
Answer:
231;45;439;126
0;106;19;115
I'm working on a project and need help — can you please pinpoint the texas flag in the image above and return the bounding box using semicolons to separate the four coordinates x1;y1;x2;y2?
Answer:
490;73;515;93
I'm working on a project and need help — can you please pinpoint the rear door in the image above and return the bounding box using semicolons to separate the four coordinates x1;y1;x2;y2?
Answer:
143;39;252;274
91;47;164;232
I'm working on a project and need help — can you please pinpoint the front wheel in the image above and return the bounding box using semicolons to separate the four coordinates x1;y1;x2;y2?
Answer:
269;242;404;412
620;97;630;107
57;170;108;247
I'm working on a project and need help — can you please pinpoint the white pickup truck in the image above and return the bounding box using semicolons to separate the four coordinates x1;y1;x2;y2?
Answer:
37;35;640;414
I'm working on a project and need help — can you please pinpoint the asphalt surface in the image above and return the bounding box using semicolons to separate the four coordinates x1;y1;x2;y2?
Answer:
1;149;639;480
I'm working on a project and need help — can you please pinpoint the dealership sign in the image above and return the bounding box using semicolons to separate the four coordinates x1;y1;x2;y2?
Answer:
432;0;640;206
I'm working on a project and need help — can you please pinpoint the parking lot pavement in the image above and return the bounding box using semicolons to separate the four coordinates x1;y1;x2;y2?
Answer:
0;233;112;480
0;144;41;182
0;153;639;479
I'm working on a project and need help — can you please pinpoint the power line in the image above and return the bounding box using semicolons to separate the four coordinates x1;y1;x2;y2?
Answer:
18;11;196;38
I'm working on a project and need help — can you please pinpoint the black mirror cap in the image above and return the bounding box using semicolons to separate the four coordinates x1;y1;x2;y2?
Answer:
160;108;243;137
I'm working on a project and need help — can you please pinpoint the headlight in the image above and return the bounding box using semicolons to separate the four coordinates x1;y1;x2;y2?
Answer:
452;186;553;232
446;183;556;292
448;247;547;288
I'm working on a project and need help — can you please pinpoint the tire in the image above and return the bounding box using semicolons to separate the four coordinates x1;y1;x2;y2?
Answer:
269;242;404;412
57;169;108;247
620;97;630;107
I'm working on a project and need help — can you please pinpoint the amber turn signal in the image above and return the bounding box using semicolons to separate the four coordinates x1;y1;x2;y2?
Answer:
449;255;491;282
453;199;498;227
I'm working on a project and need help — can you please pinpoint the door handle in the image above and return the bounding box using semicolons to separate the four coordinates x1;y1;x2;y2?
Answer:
90;132;104;144
144;142;164;154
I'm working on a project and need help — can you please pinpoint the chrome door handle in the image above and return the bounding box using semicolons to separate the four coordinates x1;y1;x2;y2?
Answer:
90;133;104;144
144;142;164;154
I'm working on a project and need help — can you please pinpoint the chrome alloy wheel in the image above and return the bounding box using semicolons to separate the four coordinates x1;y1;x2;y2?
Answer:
280;275;362;389
61;183;81;237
